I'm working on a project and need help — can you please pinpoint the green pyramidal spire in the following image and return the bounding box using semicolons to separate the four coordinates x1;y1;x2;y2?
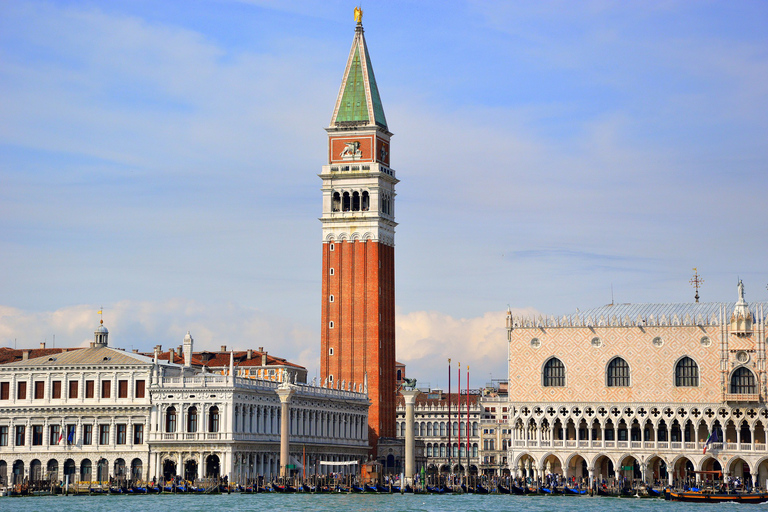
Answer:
331;21;388;130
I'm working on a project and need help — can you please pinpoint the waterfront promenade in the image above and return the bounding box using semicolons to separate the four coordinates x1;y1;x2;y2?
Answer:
0;493;735;512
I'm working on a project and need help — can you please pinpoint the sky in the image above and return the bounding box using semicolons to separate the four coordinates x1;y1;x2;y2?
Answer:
1;0;766;389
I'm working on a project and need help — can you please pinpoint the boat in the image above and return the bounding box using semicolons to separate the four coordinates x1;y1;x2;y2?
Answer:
496;483;511;494
509;484;526;495
669;490;768;504
474;483;489;494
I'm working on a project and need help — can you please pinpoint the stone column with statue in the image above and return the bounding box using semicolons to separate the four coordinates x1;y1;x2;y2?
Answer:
400;378;419;486
277;381;295;478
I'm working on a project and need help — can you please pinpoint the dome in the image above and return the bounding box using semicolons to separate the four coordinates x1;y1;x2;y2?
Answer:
96;319;109;334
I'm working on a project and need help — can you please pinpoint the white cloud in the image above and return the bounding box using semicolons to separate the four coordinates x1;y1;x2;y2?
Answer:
395;307;539;388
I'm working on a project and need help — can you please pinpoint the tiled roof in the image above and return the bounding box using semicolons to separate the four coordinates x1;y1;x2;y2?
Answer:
145;350;305;370
1;345;154;367
0;347;80;365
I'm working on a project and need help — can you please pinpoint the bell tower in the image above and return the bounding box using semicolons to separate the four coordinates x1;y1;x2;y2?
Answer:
320;9;397;449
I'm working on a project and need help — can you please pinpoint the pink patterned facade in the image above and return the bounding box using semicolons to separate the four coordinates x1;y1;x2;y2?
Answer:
506;282;768;488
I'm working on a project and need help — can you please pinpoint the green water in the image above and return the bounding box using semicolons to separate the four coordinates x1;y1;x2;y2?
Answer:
0;494;738;512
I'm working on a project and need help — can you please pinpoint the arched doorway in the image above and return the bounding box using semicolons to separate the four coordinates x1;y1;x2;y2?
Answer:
12;460;24;485
542;454;563;476
0;460;7;486
30;459;42;483
97;458;109;482
646;455;667;484
618;455;641;482
63;459;76;483
113;458;126;482
80;459;92;482
593;455;614;484
46;459;58;482
205;455;220;477
131;458;143;482
728;457;751;486
185;459;198;482
163;459;177;481
567;454;588;480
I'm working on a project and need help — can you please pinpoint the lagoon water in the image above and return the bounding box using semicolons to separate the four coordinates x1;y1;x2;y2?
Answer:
0;494;738;512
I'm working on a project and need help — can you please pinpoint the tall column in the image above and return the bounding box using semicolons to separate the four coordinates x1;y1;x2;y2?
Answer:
402;389;419;485
276;384;295;478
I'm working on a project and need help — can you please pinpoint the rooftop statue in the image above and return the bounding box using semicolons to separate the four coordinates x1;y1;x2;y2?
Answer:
401;377;417;390
354;6;363;24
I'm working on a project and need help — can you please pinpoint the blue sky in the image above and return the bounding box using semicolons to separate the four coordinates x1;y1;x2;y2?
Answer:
1;1;766;387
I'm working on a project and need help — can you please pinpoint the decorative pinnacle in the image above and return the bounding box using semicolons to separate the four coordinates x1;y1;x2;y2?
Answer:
689;268;704;303
354;6;363;24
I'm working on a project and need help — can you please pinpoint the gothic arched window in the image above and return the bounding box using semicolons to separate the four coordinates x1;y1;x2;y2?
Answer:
675;357;699;387
607;357;630;387
731;367;756;394
543;357;565;387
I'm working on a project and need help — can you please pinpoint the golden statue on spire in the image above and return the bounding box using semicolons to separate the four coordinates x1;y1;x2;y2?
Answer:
354;6;363;24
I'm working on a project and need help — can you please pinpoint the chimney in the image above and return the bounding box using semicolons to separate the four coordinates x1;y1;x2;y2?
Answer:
40;342;46;349
22;349;30;360
262;351;268;367
169;348;175;364
132;349;139;353
154;345;161;361
220;345;227;352
258;347;264;352
247;349;253;360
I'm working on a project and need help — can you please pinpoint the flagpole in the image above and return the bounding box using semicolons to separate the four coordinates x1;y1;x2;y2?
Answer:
466;365;470;482
458;362;462;486
447;358;451;481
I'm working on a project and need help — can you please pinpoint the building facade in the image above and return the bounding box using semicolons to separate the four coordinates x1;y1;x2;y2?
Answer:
0;323;157;486
319;14;397;448
0;322;370;487
506;281;768;487
396;389;483;477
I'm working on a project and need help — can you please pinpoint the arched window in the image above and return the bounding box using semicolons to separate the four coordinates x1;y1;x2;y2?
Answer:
452;421;458;436
675;357;699;387
187;407;198;432
165;407;177;432
731;367;757;394
420;422;426;436
332;192;341;212
352;191;360;211
440;422;446;436
543;357;565;387
472;443;478;457
208;406;220;433
342;192;351;211
361;191;370;211
427;422;432;436
426;444;432;457
472;422;478;436
607;357;630;387
440;444;446;457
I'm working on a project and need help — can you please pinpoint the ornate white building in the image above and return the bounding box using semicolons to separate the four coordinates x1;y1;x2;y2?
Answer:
0;322;159;486
506;281;768;487
0;322;370;486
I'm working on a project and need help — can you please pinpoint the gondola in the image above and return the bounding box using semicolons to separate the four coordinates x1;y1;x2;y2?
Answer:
497;483;511;494
509;484;526;495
